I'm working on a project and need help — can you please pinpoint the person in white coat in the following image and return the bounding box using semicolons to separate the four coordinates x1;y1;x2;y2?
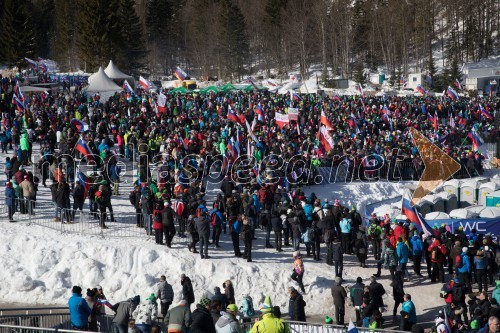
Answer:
132;294;158;333
215;304;244;333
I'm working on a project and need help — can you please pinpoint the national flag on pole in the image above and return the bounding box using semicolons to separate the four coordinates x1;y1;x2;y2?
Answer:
468;128;484;150
24;57;38;68
71;119;89;133
446;86;458;100
157;92;167;113
247;77;259;90
175;67;188;81
355;83;365;97
479;104;493;120
275;112;289;129
255;104;265;122
75;138;94;162
401;197;438;237
449;115;455;128
226;141;238;159
227;107;243;124
454;79;462;90
12;95;26;113
291;90;302;101
139;76;150;90
14;82;24;102
123;80;134;93
320;110;334;130
245;120;259;143
39;62;48;73
347;116;356;129
415;84;427;96
318;125;335;151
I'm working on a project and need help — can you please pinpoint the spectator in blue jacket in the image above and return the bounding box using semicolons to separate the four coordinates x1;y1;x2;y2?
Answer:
409;233;424;276
230;216;242;257
68;285;92;331
474;248;488;293
396;237;409;273
303;200;313;222
401;294;417;327
458;247;472;292
5;181;16;222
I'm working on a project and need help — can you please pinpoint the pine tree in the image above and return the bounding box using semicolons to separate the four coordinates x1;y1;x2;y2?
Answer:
353;62;365;86
54;0;75;70
443;56;462;89
0;0;36;66
396;66;403;90
117;0;148;76
426;51;437;90
388;68;396;88
219;0;249;81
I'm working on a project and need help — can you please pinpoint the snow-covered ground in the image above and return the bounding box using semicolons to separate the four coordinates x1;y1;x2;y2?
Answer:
0;146;456;324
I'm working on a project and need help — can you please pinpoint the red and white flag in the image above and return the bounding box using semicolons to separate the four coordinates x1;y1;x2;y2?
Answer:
319;125;335;151
139;76;150;90
320;110;334;130
275;112;289;129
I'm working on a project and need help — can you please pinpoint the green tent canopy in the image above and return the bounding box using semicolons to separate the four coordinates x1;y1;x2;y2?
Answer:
243;84;267;92
169;86;191;94
200;86;219;94
220;83;237;92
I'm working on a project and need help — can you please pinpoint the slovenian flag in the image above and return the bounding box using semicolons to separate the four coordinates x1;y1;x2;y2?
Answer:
291;91;302;101
227;106;242;124
12;95;26;113
71;119;89;133
75;138;94;162
446;86;458;100
139;76;150;90
415;84;427;96
401;198;438;237
454;79;462;90
175;66;188;81
255;104;265;122
123;80;134;93
479;104;493;120
468;128;484;150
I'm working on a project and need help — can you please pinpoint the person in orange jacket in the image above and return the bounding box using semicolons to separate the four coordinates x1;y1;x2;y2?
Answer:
291;251;305;293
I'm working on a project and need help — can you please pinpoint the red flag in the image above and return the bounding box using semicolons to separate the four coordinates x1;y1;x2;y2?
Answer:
320;110;333;130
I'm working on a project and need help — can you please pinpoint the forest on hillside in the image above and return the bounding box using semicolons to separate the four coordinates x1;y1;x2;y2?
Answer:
0;0;499;83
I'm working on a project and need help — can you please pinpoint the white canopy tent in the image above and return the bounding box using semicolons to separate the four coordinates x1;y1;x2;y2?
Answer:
449;208;479;219
479;207;500;218
104;60;135;86
85;67;123;101
425;212;451;220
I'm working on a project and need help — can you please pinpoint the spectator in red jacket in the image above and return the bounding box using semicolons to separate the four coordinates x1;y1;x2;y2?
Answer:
428;237;448;283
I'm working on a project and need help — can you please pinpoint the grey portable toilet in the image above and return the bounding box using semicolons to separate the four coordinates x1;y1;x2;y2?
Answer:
429;194;445;213
437;191;458;213
460;178;489;207
478;182;500;206
443;179;461;203
417;197;433;216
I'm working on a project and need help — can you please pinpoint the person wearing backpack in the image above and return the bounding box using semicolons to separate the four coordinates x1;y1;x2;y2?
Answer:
210;205;224;248
428;236;447;283
458;247;472;293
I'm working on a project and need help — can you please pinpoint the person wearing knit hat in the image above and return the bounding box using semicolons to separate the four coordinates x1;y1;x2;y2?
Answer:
250;295;289;333
190;296;216;333
132;294;158;333
215;304;242;333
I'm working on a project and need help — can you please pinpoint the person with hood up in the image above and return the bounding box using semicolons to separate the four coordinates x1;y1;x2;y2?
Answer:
112;295;140;333
132;294;158;333
291;251;306;293
369;276;386;313
164;296;191;333
215;304;244;333
288;287;306;322
68;285;92;331
249;295;290;333
190;296;216;333
180;274;195;306
331;276;347;325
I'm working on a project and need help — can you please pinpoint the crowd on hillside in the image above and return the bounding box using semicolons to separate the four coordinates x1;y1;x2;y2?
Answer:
1;75;499;332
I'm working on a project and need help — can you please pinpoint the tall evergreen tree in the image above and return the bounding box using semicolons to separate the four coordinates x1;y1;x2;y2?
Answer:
117;0;148;76
426;51;437;90
219;0;249;81
353;62;365;86
54;0;76;71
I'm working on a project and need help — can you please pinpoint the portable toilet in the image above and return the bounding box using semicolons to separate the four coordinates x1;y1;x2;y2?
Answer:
443;179;461;202
416;197;433;216
460;178;489;208
429;194;445;213
437;192;458;213
478;182;500;206
486;190;500;208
